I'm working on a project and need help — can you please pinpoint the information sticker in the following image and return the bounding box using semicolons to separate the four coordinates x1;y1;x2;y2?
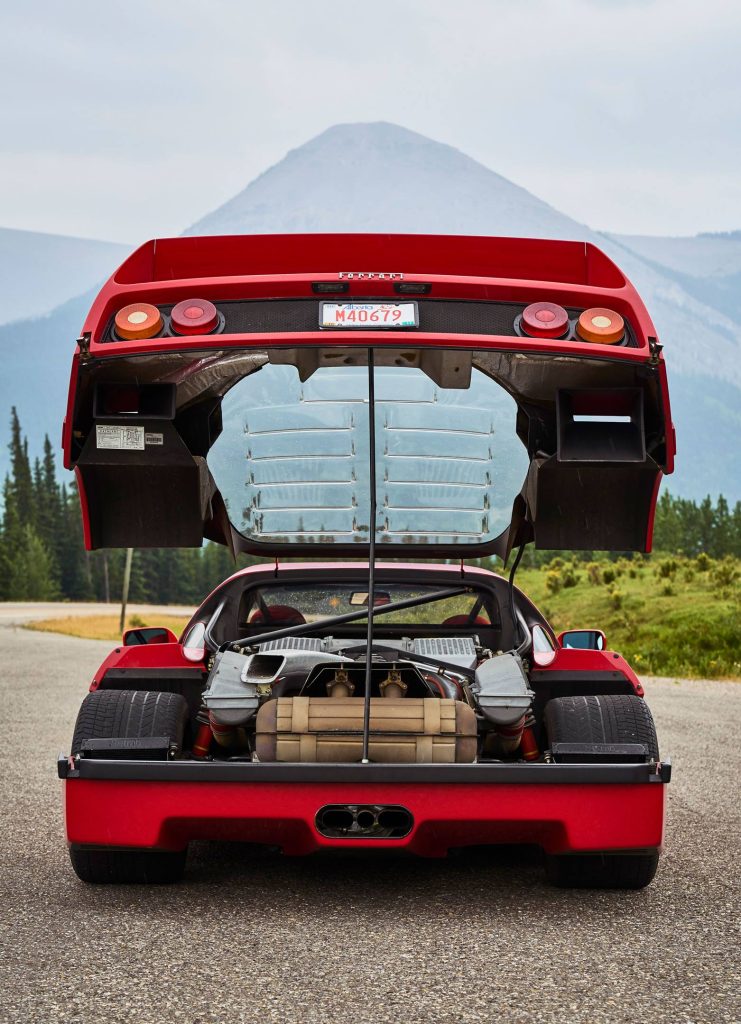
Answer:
96;425;145;450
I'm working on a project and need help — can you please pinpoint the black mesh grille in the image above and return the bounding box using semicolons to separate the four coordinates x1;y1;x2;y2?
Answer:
215;299;526;336
103;298;635;346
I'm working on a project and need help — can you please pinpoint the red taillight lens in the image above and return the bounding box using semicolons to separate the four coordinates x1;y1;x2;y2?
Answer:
520;302;569;339
576;307;625;344
170;298;219;335
114;302;163;340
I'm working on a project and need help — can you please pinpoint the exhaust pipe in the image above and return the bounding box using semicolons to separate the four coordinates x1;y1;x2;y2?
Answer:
315;804;413;839
319;807;355;831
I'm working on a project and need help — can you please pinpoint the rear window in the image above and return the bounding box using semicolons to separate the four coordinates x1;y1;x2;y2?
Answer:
237;583;497;630
207;353;529;549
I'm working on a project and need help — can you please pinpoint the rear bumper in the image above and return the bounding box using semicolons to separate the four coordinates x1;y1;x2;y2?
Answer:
60;758;669;857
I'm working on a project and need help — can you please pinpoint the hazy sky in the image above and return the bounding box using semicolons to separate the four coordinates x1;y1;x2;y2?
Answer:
1;0;739;242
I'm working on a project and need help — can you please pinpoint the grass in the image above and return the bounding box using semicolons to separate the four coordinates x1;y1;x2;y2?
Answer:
517;555;741;679
25;613;191;642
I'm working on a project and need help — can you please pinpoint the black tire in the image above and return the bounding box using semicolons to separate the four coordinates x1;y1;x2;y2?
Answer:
545;851;658;889
71;689;188;756
69;689;189;884
544;694;660;889
69;846;186;884
544;693;659;760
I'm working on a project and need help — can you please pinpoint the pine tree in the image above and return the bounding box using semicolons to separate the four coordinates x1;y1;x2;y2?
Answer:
8;408;35;529
5;525;58;599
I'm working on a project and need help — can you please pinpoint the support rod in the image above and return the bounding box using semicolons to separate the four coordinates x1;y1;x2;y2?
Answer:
362;349;377;763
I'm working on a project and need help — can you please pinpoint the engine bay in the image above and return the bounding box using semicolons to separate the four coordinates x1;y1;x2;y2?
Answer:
201;628;535;764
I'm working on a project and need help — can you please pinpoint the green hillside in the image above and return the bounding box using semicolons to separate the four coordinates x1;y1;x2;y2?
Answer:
518;555;740;679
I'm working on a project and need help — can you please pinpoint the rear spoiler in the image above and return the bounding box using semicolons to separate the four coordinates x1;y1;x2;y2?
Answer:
64;234;675;557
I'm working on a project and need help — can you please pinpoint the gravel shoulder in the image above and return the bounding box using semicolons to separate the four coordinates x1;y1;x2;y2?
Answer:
0;615;739;1024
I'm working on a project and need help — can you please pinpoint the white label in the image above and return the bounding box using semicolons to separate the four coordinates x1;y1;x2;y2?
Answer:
144;432;164;446
96;424;145;450
320;302;417;328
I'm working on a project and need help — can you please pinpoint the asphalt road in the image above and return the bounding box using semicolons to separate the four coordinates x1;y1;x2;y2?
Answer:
1;607;739;1024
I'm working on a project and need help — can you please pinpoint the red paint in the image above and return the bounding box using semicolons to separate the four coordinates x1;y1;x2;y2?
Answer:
537;646;643;695
73;467;92;550
77;235;658;355
63;778;666;856
91;641;204;691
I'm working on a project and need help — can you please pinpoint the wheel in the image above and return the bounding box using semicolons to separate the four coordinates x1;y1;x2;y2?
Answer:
69;689;189;884
544;694;660;889
545;851;659;889
71;689;188;756
544;693;659;760
69;846;186;884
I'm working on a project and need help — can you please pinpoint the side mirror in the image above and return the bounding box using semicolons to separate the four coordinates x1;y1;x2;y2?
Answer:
182;620;207;662
558;629;607;651
531;624;557;667
123;626;178;647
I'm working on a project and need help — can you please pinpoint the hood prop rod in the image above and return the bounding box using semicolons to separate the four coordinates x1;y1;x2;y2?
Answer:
362;348;377;764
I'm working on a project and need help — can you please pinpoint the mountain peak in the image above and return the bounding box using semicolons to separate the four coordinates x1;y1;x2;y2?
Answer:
185;121;578;239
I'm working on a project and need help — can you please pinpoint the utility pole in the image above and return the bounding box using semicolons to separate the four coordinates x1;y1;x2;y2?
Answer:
119;548;133;635
102;552;110;604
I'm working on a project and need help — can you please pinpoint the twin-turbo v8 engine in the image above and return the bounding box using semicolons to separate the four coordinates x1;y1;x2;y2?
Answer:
201;635;533;763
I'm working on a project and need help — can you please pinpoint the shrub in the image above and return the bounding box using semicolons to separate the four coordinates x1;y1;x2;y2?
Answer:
545;571;562;595
609;587;623;610
694;552;711;573
602;567;617;585
586;562;602;585
128;614;146;627
711;558;739;589
656;558;678;579
561;566;581;589
661;583;675;597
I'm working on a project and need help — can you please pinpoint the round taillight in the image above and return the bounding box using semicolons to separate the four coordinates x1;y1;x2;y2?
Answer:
114;302;163;340
520;302;569;339
576;307;625;344
170;298;219;335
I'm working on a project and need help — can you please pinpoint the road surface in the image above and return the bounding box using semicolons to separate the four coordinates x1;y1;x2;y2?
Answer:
0;605;738;1024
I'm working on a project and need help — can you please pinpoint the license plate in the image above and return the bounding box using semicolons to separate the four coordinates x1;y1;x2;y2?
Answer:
320;302;418;329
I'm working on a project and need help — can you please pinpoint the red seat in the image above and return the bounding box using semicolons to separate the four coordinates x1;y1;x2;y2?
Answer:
249;605;306;627
442;615;489;627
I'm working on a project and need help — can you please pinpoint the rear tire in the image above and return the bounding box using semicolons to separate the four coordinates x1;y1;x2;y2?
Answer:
69;689;189;884
545;851;658;889
544;693;659;760
70;846;186;884
544;694;660;889
71;689;188;756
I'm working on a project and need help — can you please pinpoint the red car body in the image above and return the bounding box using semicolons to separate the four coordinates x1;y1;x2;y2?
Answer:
60;234;674;885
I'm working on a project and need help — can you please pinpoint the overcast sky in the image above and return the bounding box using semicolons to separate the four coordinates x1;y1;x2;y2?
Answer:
1;0;739;242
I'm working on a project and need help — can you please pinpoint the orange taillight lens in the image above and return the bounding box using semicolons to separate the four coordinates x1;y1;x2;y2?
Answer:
114;302;163;340
576;307;625;344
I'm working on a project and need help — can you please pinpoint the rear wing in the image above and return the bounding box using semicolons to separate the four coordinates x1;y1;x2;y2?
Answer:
63;233;675;557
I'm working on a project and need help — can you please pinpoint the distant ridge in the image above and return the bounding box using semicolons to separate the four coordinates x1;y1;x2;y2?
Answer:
0;226;129;326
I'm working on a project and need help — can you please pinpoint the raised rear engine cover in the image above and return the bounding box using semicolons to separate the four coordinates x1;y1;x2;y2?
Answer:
255;697;477;764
